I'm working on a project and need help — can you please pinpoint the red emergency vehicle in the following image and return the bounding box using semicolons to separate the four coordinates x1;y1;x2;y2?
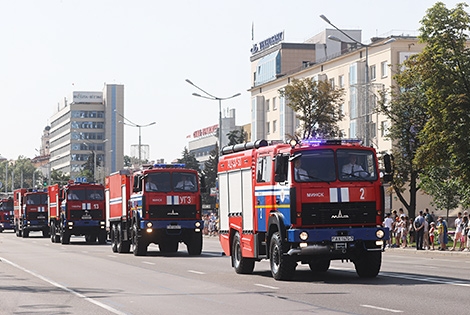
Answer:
218;139;391;280
105;164;204;256
48;180;106;244
0;197;14;232
13;189;49;237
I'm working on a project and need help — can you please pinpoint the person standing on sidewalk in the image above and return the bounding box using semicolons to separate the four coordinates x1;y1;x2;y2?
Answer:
414;211;426;250
429;222;436;250
383;213;393;248
451;212;463;251
423;218;430;250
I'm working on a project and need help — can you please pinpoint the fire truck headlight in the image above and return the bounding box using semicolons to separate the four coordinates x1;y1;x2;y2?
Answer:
100;221;106;225
195;228;201;232
146;228;153;233
376;229;385;239
195;222;201;228
299;242;308;248
68;222;74;226
299;231;309;241
146;222;153;228
376;240;384;247
27;221;31;225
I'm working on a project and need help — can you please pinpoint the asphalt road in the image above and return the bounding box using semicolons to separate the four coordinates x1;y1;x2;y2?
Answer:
1;231;469;315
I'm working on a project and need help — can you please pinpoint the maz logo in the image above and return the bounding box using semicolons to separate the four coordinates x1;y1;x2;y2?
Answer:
331;210;349;219
167;209;179;216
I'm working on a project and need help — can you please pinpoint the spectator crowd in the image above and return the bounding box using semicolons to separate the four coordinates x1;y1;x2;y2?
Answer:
203;213;219;236
383;208;470;251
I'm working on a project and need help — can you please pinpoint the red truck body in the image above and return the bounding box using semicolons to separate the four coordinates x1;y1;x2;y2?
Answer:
105;165;204;256
48;181;106;244
218;139;391;280
13;189;49;237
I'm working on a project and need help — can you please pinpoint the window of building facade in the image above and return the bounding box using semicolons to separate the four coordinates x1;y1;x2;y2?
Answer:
272;97;277;110
370;65;376;81
266;122;270;134
273;120;277;133
266;99;270;111
339;75;345;88
329;78;335;88
381;121;389;137
381;61;388;78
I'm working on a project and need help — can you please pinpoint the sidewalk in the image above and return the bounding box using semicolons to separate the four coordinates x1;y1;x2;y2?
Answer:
385;246;470;257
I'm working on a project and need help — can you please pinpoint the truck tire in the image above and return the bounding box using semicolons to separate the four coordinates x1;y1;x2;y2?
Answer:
98;231;107;244
354;250;381;278
160;241;179;253
61;231;70;244
308;259;330;273
42;228;49;238
269;232;296;280
232;232;255;274
22;230;29;238
117;223;131;253
111;224;118;252
132;223;147;256
50;225;56;243
186;233;202;255
85;234;97;244
16;225;22;237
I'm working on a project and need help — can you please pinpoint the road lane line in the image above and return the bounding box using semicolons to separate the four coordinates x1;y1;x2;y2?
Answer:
0;256;127;315
188;270;206;275
108;255;117;258
142;261;155;265
361;305;403;313
254;283;279;290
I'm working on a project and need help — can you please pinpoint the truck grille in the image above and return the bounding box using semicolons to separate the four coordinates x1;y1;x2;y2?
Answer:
69;209;104;220
28;212;48;220
148;205;197;219
301;201;376;226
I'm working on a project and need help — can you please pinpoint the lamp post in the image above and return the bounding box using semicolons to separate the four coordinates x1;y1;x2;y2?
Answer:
320;14;395;146
115;110;155;164
185;79;240;151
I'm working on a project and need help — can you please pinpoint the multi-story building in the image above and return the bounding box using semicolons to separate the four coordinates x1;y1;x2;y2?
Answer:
48;84;124;181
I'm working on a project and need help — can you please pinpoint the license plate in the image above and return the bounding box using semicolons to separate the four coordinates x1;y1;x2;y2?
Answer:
81;215;92;220
167;225;181;230
37;216;46;219
332;236;354;242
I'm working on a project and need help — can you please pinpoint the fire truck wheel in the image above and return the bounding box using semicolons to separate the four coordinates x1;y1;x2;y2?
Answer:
50;226;56;243
308;259;330;273
61;231;70;244
186;233;202;255
160;241;179;253
270;232;296;281
42;229;49;238
132;223;147;256
354;250;381;278
85;234;97;243
98;231;107;244
232;232;255;274
22;230;29;238
111;224;118;252
117;223;131;253
16;226;22;237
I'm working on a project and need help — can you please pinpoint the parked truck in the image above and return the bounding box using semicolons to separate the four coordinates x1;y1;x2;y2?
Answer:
0;197;14;232
105;164;204;256
218;139;391;280
13;189;49;237
48;180;106;244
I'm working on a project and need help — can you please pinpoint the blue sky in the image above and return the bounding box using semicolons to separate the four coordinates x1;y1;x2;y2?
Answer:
0;0;462;162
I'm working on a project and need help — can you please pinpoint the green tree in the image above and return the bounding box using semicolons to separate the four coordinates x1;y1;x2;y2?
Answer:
0;157;39;190
377;57;429;219
201;144;219;204
279;78;344;139
77;152;100;182
123;155;132;167
227;129;247;146
414;2;470;184
419;166;463;221
177;147;200;171
50;169;71;185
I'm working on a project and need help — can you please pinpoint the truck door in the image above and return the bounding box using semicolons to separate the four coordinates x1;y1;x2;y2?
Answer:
255;153;273;232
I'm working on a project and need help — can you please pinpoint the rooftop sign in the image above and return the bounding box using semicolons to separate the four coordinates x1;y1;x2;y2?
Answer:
73;91;103;104
251;31;284;55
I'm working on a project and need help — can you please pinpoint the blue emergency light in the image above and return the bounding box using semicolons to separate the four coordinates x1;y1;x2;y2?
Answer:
153;163;186;168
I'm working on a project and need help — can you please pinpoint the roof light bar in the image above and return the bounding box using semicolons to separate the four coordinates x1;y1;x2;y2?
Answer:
153;163;186;168
302;139;362;146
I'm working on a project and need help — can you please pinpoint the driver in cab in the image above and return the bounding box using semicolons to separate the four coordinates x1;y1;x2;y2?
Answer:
342;155;366;178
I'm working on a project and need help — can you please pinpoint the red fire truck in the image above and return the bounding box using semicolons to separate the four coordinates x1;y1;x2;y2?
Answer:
13;189;49;237
0;197;14;232
218;139;391;280
105;164;204;256
48;180;106;244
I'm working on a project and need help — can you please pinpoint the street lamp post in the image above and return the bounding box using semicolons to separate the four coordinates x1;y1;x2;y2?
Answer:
320;14;395;147
185;79;240;151
115;110;155;164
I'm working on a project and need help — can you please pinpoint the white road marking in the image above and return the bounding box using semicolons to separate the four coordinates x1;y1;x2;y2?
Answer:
254;283;279;290
108;255;117;258
0;256;127;315
361;304;403;313
142;261;155;265
188;270;206;275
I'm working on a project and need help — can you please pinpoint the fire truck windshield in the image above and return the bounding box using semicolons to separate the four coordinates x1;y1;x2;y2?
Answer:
337;149;377;181
146;172;171;192
173;172;197;192
26;194;48;205
293;149;336;183
87;189;104;201
67;188;104;201
0;201;13;211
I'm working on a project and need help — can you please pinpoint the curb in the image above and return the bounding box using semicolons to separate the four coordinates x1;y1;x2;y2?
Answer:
385;247;470;257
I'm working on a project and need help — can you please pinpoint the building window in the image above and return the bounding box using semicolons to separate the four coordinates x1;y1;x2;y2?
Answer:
273;97;277;110
339;75;345;88
381;121;389;137
381;61;388;78
273;120;277;133
266;99;270;111
371;122;376;139
266;122;270;134
370;65;376;81
329;78;335;88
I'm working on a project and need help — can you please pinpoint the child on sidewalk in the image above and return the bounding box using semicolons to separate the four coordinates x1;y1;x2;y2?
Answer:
429;222;436;250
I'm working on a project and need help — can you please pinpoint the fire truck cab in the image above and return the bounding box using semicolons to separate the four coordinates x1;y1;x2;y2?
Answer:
106;165;204;256
0;197;14;232
218;139;391;280
13;189;49;238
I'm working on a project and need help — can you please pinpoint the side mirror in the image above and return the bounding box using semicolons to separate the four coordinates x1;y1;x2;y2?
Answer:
383;154;392;174
274;155;288;182
382;174;393;183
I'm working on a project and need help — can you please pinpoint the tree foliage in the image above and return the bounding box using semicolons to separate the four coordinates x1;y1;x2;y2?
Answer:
227;129;248;146
201;144;219;204
177;147;200;171
77;152;100;182
279;78;344;139
0;157;40;191
414;2;470;184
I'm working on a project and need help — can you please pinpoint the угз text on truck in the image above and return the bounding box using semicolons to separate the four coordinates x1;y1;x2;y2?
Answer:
0;197;14;232
14;189;49;238
106;164;204;256
218;139;391;280
48;179;106;244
